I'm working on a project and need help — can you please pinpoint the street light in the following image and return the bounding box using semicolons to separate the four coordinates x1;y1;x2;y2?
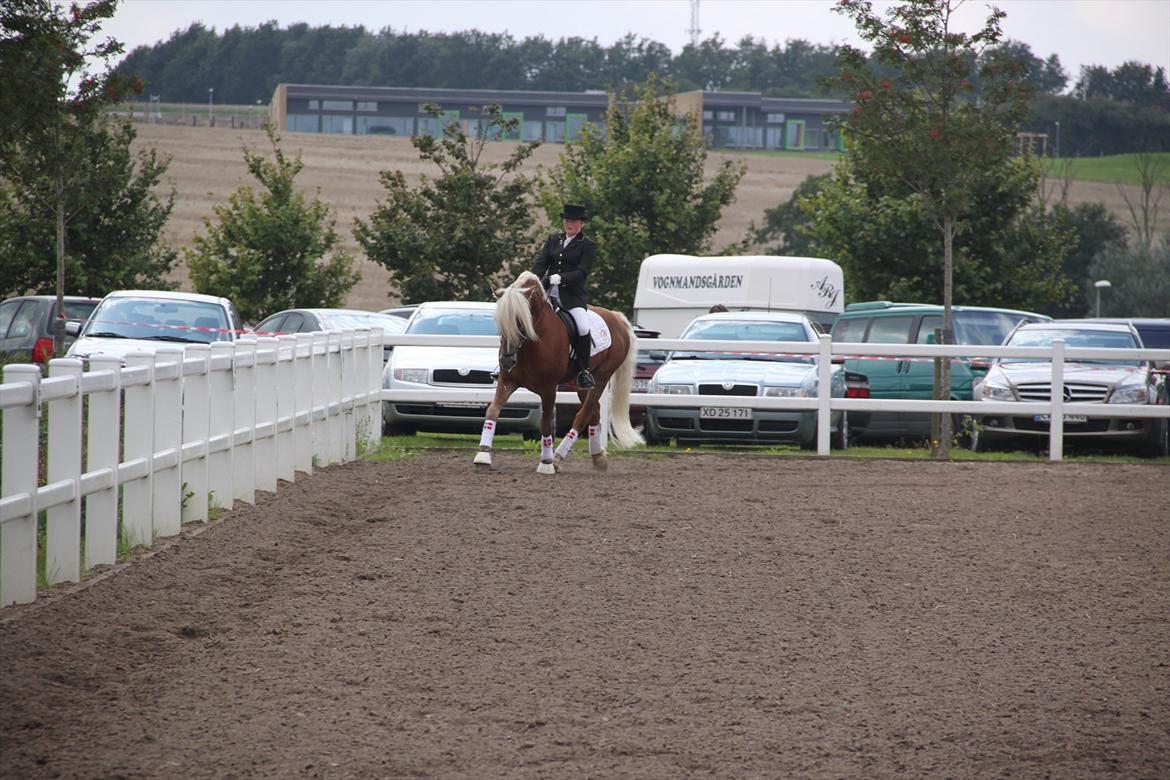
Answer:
1053;120;1060;158
208;87;214;121
1094;279;1111;317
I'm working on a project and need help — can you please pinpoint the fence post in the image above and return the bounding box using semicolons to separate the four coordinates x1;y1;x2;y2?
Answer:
817;334;832;455
152;349;184;537
340;330;356;462
181;345;211;525
253;336;279;493
294;333;315;475
207;341;235;512
85;357;121;567
1049;338;1066;462
122;352;155;549
275;335;297;483
369;329;384;450
45;358;83;584
1;364;42;606
233;339;256;505
326;330;344;465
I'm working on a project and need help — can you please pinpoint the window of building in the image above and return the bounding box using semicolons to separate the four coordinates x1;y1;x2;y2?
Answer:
307;100;320;110
357;116;412;136
715;110;736;122
286;114;319;133
356;101;377;112
766;112;786;124
546;106;566;117
523;120;543;141
702;110;713;121
321;115;353;134
321;100;353;111
416;117;441;138
545;120;565;143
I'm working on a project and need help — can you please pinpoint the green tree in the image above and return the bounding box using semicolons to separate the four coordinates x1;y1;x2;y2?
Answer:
354;104;540;303
186;124;359;322
826;0;1033;456
0;119;177;296
1088;238;1170;317
754;173;830;256
1;0;145;352
1044;202;1128;317
538;76;745;313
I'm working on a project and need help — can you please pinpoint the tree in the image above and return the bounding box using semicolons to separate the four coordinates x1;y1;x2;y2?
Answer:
538;76;745;313
1043;202;1128;318
827;0;1032;456
754;173;830;256
354;104;540;304
1;0;144;353
186;124;359;322
0;119;177;296
1088;238;1170;318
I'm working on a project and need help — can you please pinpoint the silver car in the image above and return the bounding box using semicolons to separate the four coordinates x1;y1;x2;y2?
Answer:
645;311;849;448
381;302;541;438
973;321;1169;456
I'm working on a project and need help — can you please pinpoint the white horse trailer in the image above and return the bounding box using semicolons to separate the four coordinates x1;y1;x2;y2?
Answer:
632;254;845;337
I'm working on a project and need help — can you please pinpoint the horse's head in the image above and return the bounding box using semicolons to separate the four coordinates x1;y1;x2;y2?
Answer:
495;271;544;371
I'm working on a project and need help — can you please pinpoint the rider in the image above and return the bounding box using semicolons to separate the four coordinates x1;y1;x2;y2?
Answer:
532;203;597;388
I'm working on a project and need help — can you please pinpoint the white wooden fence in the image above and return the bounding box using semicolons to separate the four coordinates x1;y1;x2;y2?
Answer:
0;330;383;607
3;330;1167;608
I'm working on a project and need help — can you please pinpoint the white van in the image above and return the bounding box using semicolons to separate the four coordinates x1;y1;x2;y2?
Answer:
632;254;845;337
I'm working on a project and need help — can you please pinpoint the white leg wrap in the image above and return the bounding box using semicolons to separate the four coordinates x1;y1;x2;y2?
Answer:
555;428;579;459
588;425;603;455
478;419;497;449
541;435;554;462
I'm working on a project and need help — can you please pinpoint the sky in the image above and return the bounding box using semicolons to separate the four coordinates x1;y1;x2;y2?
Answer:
100;0;1170;86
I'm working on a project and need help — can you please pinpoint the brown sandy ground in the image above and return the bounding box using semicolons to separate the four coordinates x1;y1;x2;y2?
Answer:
1;452;1167;779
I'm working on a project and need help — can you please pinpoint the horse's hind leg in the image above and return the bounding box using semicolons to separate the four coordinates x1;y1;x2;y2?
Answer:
563;386;608;471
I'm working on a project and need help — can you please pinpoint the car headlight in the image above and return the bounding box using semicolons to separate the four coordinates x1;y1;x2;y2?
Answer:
1109;384;1148;404
654;383;695;394
763;386;810;398
393;367;429;384
980;382;1015;401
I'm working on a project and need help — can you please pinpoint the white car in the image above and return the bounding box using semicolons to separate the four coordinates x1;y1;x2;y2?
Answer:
973;321;1169;456
381;301;541;438
66;290;243;365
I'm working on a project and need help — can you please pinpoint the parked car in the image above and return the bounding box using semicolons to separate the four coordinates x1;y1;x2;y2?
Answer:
381;302;541;438
0;295;100;365
554;324;664;435
1083;318;1170;368
644;311;850;448
972;320;1169;456
831;301;1051;442
66;290;244;365
252;307;407;362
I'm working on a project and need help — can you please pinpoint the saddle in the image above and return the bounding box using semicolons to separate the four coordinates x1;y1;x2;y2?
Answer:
555;308;591;363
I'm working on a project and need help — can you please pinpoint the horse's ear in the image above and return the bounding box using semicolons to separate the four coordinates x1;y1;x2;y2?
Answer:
494;287;507;299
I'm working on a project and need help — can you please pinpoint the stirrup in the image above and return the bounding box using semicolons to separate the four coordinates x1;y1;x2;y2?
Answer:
577;370;595;388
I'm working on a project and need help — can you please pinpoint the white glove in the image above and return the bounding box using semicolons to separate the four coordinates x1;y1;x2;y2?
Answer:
549;274;562;286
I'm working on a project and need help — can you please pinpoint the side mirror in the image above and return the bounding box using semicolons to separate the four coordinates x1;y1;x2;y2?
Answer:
648;350;667;361
65;321;81;336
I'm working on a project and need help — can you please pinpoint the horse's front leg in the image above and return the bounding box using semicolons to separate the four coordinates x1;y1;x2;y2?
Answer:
536;387;557;475
474;381;518;468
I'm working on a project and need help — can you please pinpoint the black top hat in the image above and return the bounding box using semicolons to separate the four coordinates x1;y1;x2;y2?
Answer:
560;203;588;221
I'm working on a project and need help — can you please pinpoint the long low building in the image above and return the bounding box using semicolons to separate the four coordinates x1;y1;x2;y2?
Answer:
269;83;849;152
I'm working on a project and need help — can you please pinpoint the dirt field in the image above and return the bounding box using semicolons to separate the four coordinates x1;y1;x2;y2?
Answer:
130;123;1147;312
1;453;1167;778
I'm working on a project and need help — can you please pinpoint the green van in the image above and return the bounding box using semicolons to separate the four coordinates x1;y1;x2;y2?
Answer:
831;302;1051;441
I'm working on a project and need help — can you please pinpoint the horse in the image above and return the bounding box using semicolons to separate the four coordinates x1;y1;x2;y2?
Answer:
473;271;644;474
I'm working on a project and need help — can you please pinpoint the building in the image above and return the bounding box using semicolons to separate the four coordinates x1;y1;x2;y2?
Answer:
269;83;849;152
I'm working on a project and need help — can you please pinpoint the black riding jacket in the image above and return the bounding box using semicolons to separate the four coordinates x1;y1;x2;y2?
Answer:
531;231;596;311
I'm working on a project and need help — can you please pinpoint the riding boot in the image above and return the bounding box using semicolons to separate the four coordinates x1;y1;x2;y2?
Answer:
576;333;595;388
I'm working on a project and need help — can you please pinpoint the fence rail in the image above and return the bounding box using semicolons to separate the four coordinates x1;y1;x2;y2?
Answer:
3;331;1168;608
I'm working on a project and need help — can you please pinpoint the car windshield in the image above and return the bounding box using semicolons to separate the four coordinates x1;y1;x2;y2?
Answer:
954;311;1040;346
672;319;813;363
322;311;407;334
1002;328;1141;366
406;309;499;337
85;298;228;344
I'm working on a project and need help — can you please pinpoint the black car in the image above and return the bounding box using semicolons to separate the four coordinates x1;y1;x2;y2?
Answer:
0;295;101;365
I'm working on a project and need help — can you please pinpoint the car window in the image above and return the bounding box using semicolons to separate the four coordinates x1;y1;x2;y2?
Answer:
954;311;1034;346
674;319;814;363
1133;323;1170;350
86;298;229;344
284;313;308;332
1003;328;1140;366
0;300;21;337
59;300;98;321
865;316;914;344
406;310;499;336
832;316;867;343
7;300;40;339
255;314;286;334
916;315;943;344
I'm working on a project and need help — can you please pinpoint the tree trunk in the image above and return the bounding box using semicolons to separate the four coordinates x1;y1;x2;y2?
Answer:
54;172;66;358
936;214;955;458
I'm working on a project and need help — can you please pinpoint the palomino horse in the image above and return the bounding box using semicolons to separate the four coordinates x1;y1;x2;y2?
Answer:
474;271;644;473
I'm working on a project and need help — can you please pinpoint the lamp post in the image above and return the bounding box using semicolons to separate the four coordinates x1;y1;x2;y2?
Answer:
1053;120;1060;158
208;87;214;122
1094;279;1111;317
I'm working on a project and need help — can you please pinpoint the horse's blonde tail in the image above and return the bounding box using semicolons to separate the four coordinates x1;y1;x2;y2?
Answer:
608;313;645;449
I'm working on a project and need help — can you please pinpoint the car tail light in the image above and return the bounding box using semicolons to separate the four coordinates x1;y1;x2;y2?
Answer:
32;337;54;364
846;386;870;399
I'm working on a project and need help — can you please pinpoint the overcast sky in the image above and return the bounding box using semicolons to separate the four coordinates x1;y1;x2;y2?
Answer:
101;0;1170;87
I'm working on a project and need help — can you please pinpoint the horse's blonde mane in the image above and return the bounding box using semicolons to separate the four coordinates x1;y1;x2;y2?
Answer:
495;271;543;351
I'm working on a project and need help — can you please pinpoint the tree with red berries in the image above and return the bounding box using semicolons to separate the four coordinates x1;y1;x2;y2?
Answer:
0;0;169;354
824;0;1033;456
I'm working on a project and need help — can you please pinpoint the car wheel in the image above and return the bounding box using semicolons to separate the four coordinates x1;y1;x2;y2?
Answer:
1139;417;1169;458
830;412;850;450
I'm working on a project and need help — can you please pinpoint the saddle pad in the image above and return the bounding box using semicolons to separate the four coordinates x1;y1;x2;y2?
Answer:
587;310;612;356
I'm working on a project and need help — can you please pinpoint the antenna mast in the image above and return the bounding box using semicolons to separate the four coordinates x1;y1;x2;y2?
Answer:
688;0;701;47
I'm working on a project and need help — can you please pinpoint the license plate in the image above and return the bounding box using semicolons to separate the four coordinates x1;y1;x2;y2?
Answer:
1035;414;1087;424
631;378;650;392
700;406;751;419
